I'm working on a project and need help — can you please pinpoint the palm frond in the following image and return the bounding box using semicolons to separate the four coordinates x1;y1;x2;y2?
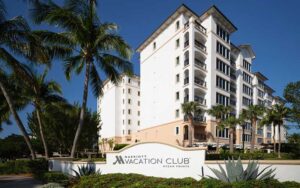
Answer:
89;63;103;97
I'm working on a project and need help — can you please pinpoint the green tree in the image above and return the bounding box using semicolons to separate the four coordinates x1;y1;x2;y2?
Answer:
181;102;203;147
241;105;265;153
220;115;242;153
284;81;300;126
31;0;133;158
0;134;31;160
260;108;278;153
207;105;232;151
288;133;300;144
28;103;100;155
22;67;66;159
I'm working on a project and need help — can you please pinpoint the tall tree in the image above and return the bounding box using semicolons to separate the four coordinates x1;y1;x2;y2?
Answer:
31;0;133;158
22;66;66;159
260;108;278;154
207;105;232;151
241;105;265;153
220;115;242;153
284;81;300;126
181;101;202;146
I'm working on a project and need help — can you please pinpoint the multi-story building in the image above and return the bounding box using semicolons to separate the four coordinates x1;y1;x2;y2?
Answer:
97;74;140;146
98;4;286;149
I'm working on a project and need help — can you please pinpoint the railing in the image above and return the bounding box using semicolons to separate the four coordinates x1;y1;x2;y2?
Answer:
194;77;206;87
184;77;189;85
195;40;206;52
195;58;206;70
184;115;206;123
184;59;189;67
194;21;207;34
194;96;206;105
184;40;189;48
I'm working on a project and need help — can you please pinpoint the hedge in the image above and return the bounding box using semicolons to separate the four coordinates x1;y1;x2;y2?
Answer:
0;159;48;175
206;151;296;160
113;144;129;151
74;173;300;188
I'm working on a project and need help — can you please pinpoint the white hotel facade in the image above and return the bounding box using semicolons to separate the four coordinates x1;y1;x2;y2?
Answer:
98;5;286;149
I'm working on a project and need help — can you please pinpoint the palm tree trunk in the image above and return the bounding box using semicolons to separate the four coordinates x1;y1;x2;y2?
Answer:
273;124;276;154
188;116;193;147
242;125;245;151
250;119;256;153
36;108;49;159
278;124;281;158
70;61;91;158
229;128;234;153
0;80;36;159
216;126;220;152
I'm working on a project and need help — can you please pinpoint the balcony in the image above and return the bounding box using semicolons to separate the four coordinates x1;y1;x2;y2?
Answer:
194;21;207;35
194;95;206;106
194;77;206;88
195;40;206;52
184;114;205;123
195;58;206;70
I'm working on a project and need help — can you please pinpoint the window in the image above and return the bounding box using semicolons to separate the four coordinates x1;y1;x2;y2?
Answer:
243;72;252;84
176;74;180;83
243;122;252;130
175;127;179;135
128;109;131;114
128;88;131;94
216;58;230;76
267;132;272;138
243;84;253;96
128;99;131;104
242;134;252;142
257;128;263;135
176;92;179;100
175;109;179;118
242;97;252;106
258;99;264;105
176;56;180;66
216;92;229;106
123;89;124;93
128;119;131;125
176;20;180;30
122;99;124;104
153;42;156;50
216;24;230;42
122;120;124;125
128;78;131;83
138;91;140;96
128;129;131;135
122;109;124;114
176;39;180;48
216;76;229;91
258;80;264;89
123;130;125;135
243;60;251;72
216;128;229;138
257;138;263;144
216;41;230;59
138;111;140;116
258;89;264;98
138;101;140;106
138;121;140;126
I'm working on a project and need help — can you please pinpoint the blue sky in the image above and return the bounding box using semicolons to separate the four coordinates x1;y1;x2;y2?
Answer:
1;0;300;137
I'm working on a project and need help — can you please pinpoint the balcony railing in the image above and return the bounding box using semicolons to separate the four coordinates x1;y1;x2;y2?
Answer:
194;21;207;34
194;77;206;88
195;40;206;52
184;114;206;123
184;40;189;48
184;59;189;67
184;77;189;85
195;58;206;70
194;96;206;105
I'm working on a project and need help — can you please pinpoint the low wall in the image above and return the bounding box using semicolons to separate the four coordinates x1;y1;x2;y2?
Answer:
49;142;300;182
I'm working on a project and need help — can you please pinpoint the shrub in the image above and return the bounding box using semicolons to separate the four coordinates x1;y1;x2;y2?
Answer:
113;144;129;151
41;172;69;186
39;183;64;188
72;164;100;178
73;173;300;188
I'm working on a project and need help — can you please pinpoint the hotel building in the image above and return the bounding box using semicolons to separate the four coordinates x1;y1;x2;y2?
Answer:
98;4;286;149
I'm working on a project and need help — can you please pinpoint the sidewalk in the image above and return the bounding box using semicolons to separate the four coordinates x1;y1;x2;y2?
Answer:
0;175;43;188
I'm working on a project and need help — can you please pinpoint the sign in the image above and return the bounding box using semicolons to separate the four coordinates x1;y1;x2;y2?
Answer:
105;142;206;179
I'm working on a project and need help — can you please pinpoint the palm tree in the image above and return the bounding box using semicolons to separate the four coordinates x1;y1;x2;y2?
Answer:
181;102;202;147
220;115;242;153
22;67;66;159
260;108;277;154
31;0;133;158
207;105;232;151
241;105;265;153
271;104;290;158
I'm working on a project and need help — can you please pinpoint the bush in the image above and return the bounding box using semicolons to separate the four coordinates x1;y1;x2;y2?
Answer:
0;159;48;175
206;151;296;160
39;183;64;188
113;144;129;151
41;172;69;186
73;173;300;188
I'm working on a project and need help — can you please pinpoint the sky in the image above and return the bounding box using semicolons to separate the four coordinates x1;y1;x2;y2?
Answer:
1;0;300;137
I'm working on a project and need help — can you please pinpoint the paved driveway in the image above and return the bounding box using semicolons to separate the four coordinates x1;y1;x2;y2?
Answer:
0;175;43;188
